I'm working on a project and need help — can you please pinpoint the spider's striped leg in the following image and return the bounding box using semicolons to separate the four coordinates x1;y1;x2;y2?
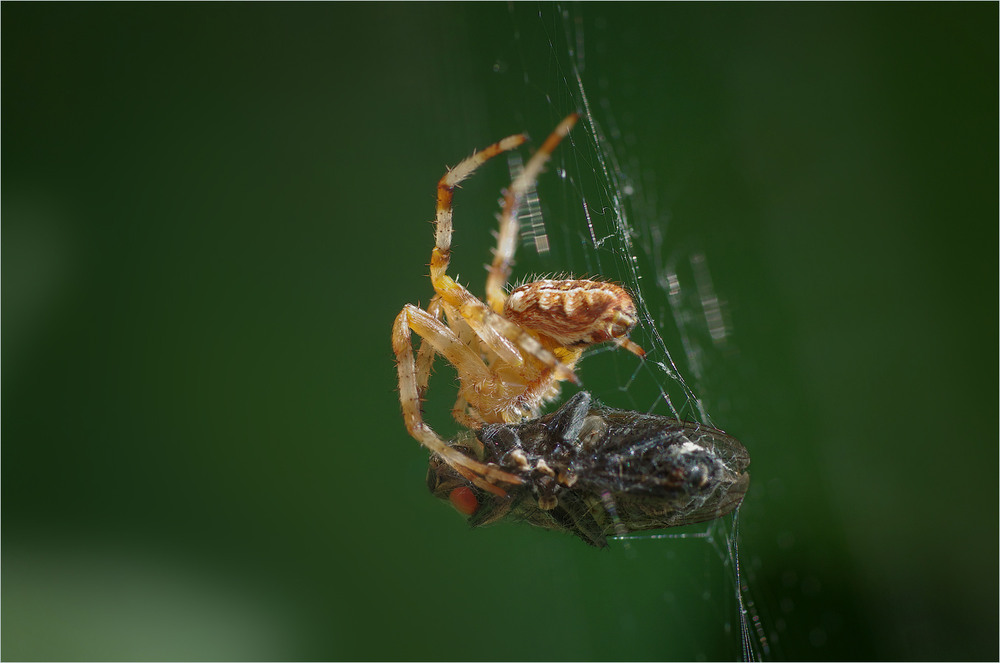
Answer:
433;301;502;434
430;300;511;447
392;304;523;495
443;293;580;423
486;113;579;313
431;132;527;287
436;285;579;386
414;295;445;398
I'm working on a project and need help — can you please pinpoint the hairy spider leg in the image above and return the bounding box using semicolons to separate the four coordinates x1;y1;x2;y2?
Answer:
414;295;445;398
424;295;564;427
429;128;578;385
485;114;647;362
414;296;573;427
416;297;489;432
392;304;522;495
415;295;490;430
432;133;527;269
416;294;485;396
486;112;580;312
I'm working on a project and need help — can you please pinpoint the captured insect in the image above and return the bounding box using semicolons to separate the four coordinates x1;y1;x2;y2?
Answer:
392;114;645;499
427;391;750;547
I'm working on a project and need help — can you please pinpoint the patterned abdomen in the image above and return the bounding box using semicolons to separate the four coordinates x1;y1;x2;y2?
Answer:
504;279;639;348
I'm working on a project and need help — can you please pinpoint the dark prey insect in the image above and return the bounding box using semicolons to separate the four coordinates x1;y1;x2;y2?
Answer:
427;391;751;547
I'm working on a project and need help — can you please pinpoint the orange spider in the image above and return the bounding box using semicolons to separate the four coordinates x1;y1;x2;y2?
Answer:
391;113;645;498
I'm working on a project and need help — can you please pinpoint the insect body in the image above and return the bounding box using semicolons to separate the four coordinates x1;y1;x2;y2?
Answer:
427;391;751;547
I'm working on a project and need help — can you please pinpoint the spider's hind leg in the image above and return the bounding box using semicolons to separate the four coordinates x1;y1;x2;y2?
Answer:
392;303;523;495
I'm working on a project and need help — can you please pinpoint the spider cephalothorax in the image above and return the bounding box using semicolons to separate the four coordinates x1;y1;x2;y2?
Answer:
391;114;645;497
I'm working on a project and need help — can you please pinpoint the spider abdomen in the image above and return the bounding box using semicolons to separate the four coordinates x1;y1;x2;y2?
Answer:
504;279;639;349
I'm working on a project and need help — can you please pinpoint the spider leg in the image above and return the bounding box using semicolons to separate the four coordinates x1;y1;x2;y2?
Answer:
429;116;583;387
440;296;580;422
414;295;444;397
427;125;578;377
438;287;579;385
486;113;579;313
392;304;523;492
436;297;552;425
431;132;527;287
436;302;522;429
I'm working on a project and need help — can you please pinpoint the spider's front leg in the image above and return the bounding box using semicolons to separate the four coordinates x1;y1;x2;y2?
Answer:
392;304;523;495
486;113;580;312
427;116;582;388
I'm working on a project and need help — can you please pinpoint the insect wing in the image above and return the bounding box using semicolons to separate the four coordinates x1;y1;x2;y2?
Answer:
571;409;751;527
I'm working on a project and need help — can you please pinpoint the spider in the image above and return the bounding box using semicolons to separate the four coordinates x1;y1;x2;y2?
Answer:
426;391;750;547
392;113;645;498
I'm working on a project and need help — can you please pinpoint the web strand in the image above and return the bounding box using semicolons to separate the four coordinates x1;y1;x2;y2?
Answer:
498;5;766;660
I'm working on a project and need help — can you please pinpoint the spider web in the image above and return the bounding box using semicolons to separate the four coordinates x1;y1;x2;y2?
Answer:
476;6;771;660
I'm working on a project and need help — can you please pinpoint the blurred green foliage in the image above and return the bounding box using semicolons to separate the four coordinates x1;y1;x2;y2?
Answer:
3;3;996;661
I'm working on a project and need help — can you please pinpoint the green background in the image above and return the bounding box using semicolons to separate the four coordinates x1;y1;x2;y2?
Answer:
4;3;996;661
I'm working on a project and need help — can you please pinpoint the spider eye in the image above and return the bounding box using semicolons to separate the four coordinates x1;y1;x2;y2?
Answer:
448;486;479;516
